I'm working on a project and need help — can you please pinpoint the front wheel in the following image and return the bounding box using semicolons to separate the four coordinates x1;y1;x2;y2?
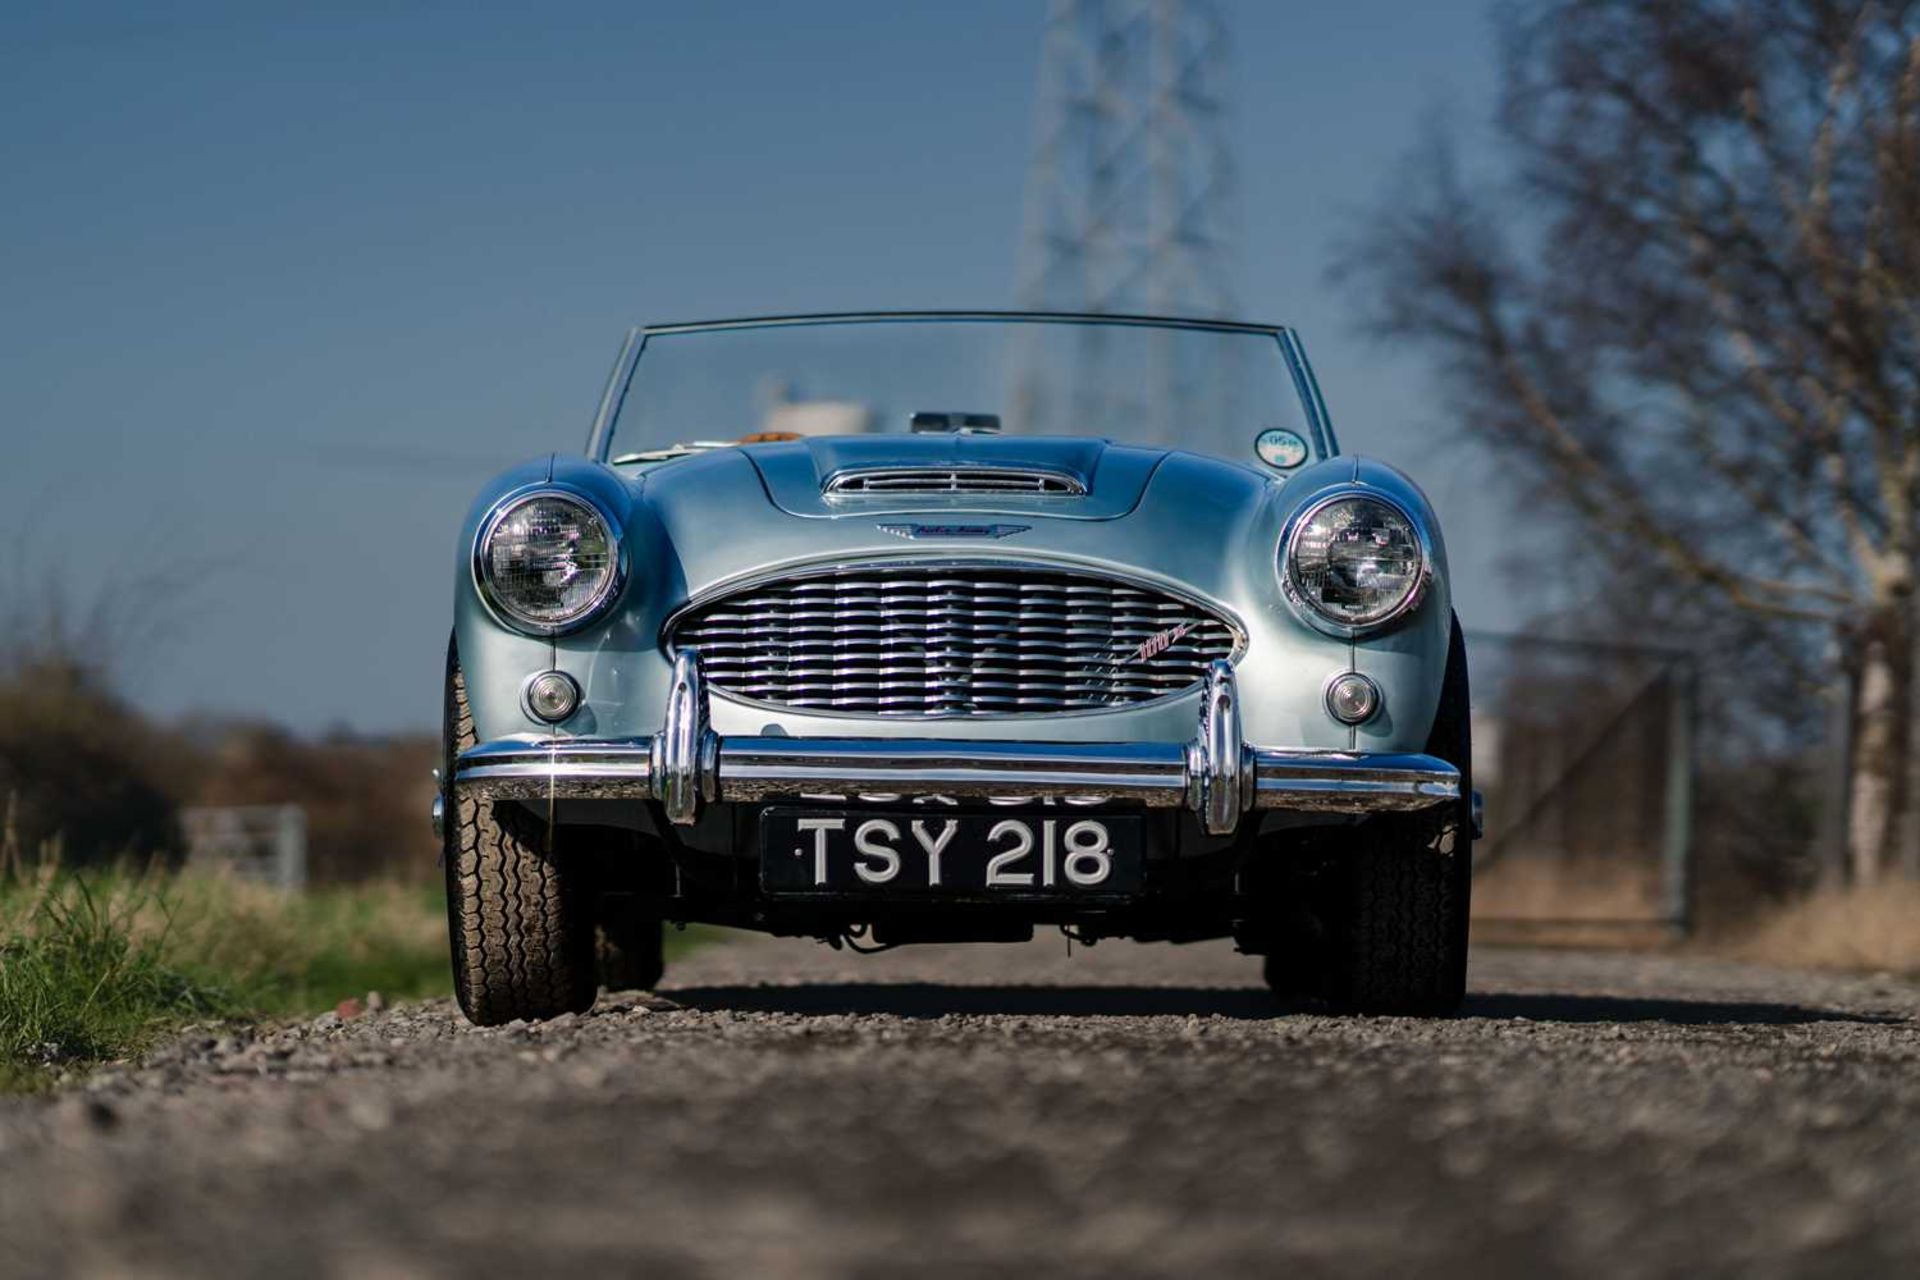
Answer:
1317;615;1473;1016
443;641;598;1025
1321;806;1470;1014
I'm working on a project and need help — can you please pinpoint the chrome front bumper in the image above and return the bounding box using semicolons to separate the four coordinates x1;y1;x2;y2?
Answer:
452;655;1460;838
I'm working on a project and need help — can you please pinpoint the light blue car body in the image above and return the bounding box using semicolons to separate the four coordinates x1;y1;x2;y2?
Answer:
451;319;1453;788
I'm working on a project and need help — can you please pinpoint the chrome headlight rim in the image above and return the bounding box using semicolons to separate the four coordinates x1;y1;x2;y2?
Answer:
472;485;627;637
1279;486;1434;638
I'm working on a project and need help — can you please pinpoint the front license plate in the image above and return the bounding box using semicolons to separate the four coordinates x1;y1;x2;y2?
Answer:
760;809;1145;897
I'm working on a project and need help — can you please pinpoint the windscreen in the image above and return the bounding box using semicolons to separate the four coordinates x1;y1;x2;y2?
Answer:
605;316;1320;463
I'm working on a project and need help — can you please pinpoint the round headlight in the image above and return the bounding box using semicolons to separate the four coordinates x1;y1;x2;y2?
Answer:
1284;493;1427;630
477;492;620;633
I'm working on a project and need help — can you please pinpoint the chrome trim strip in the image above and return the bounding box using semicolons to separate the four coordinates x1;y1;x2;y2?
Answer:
587;327;646;459
1249;751;1462;806
697;678;1223;727
719;738;1192;803
638;310;1287;337
456;738;1458;817
664;554;1246;636
1277;328;1338;459
453;656;1459;830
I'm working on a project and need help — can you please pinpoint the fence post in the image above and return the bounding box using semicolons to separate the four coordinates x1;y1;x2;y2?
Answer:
1813;662;1854;888
1660;656;1696;936
275;805;308;892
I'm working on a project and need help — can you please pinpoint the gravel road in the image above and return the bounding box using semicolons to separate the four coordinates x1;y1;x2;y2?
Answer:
2;935;1916;1279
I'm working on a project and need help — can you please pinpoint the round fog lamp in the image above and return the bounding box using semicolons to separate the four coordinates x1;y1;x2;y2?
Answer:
524;671;582;724
1325;672;1381;725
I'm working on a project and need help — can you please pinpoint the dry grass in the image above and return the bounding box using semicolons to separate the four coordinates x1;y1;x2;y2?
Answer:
1470;858;1666;949
1472;856;1663;922
135;872;450;1007
1718;881;1920;977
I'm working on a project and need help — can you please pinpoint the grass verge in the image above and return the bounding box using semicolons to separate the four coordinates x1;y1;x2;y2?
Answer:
1;866;450;1092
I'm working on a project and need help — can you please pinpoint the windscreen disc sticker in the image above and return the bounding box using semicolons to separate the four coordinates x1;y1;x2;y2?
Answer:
1255;428;1309;470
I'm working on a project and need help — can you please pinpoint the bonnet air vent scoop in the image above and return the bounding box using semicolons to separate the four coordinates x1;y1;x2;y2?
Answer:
823;467;1088;497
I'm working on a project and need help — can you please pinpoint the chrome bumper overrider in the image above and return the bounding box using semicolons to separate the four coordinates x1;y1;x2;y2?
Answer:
451;655;1460;837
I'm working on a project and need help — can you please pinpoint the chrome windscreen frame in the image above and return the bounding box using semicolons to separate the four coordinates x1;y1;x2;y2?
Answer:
582;311;1340;465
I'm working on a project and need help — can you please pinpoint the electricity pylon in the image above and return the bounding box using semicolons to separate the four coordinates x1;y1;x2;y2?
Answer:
1015;0;1238;319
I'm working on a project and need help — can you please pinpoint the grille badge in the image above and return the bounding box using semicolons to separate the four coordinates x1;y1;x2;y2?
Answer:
1126;620;1196;665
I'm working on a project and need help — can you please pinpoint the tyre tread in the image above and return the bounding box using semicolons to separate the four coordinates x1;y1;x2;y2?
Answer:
1328;616;1473;1016
443;641;596;1025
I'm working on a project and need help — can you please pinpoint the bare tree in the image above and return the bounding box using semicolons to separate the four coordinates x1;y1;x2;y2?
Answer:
0;546;202;869
1346;0;1920;882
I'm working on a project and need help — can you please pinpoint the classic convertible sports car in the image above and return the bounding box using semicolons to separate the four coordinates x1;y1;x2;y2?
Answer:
439;311;1472;1023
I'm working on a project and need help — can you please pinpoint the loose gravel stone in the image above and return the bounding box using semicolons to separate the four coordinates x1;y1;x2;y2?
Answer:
0;937;1916;1278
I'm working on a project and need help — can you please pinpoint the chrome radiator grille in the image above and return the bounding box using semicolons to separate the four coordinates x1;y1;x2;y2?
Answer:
669;564;1240;716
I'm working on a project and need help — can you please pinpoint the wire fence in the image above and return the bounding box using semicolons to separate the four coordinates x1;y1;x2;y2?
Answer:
1468;632;1696;939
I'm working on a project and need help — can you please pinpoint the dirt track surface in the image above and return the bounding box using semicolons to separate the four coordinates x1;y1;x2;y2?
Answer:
2;937;1917;1280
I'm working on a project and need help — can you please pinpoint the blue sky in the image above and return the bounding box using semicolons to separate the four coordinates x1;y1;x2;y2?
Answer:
0;1;1509;733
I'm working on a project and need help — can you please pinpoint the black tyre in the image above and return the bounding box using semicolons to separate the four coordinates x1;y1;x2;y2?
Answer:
1322;615;1473;1015
443;640;598;1026
594;897;666;992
